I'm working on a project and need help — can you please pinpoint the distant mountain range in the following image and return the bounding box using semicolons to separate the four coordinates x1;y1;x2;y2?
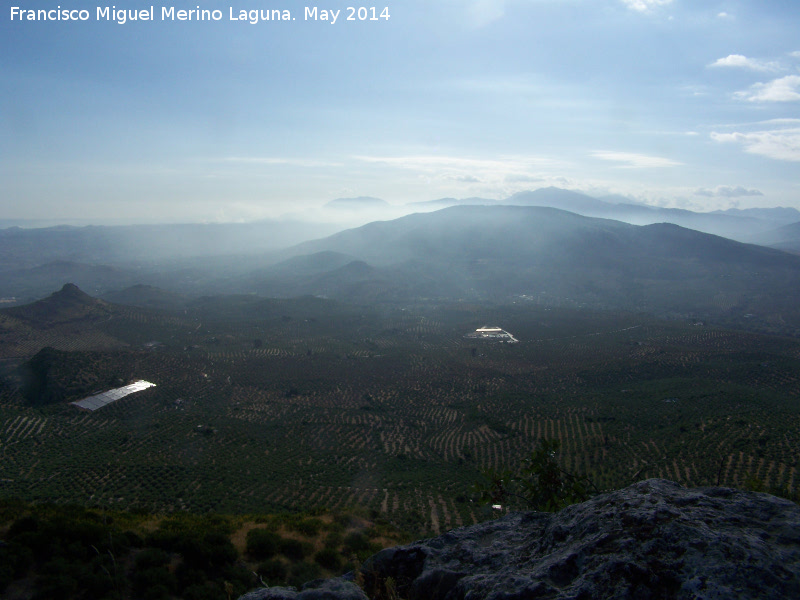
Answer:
1;190;800;333
407;187;800;244
256;206;800;324
0;219;339;271
748;221;800;253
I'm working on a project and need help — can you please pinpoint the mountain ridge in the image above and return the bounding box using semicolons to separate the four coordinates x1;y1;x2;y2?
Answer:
259;205;800;329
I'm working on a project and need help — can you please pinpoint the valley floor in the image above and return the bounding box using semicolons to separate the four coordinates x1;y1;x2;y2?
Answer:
1;301;799;535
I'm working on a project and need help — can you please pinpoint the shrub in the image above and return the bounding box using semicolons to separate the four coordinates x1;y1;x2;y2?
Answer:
246;529;281;559
314;547;343;571
288;561;322;588
132;550;176;600
473;438;594;512
182;581;223;600
182;532;238;571
279;538;311;561
342;531;370;555
134;548;171;569
256;558;287;585
293;517;323;537
323;531;343;549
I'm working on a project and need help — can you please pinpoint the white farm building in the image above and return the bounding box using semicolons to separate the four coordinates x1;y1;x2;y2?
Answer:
465;326;519;343
71;380;156;411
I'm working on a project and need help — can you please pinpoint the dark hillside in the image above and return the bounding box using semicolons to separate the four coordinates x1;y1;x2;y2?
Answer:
505;186;612;213
290;206;629;265
269;206;800;331
750;221;800;253
101;284;190;310
4;283;112;325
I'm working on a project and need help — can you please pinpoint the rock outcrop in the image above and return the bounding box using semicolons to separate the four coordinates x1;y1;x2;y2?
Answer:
240;479;800;600
239;578;368;600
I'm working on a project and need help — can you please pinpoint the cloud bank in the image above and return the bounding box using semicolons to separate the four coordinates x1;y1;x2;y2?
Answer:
591;151;682;168
709;54;781;72
711;127;800;162
735;75;800;102
621;0;673;12
694;186;763;198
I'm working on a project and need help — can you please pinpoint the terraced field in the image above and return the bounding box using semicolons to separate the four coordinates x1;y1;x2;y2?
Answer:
1;296;799;535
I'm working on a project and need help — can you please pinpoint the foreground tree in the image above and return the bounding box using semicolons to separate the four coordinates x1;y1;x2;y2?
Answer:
474;439;596;512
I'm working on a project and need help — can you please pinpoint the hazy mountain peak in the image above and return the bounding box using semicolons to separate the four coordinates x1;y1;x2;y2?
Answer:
57;282;89;297
712;207;800;223
42;283;99;306
3;282;111;327
504;188;610;213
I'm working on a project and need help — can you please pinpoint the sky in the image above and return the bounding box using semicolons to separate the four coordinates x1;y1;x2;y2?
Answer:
1;0;799;223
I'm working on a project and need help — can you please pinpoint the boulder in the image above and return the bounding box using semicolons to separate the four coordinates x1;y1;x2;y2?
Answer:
240;479;800;600
239;577;368;600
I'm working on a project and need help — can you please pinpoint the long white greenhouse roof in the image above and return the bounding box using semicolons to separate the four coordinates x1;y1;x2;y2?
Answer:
71;380;156;411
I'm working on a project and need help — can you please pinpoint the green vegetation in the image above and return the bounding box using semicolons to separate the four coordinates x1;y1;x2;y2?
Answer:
474;439;595;512
2;297;800;542
0;500;407;599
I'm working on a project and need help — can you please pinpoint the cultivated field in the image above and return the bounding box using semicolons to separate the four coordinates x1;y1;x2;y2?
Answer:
1;298;799;535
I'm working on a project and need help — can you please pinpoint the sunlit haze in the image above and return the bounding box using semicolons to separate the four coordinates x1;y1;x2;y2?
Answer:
2;0;799;224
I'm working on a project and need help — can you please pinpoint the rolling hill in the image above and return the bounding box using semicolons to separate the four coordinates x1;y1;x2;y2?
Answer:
406;187;796;242
749;221;800;254
260;205;800;330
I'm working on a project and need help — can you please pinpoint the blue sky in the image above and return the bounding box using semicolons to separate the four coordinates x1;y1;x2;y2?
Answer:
2;0;799;223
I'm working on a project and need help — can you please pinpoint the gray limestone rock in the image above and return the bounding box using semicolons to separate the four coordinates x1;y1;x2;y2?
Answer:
239;479;800;600
238;578;368;600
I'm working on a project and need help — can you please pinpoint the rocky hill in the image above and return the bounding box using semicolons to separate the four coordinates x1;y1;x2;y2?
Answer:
239;479;800;600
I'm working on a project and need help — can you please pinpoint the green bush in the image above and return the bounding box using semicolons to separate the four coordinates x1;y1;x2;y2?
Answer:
473;439;594;512
342;531;370;555
323;531;343;549
182;532;238;571
314;547;343;571
288;561;322;588
182;581;224;600
279;538;311;561
0;541;33;582
246;529;281;559
132;549;176;600
256;558;287;585
293;517;323;537
134;547;172;570
32;557;79;600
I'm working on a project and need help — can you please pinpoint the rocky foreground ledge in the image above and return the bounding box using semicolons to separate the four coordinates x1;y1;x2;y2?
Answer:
239;479;800;600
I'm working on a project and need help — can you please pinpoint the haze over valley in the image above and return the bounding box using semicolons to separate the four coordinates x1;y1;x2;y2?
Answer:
3;0;800;597
2;188;800;528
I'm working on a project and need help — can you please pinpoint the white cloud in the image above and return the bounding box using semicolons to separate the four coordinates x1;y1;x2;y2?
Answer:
355;154;563;172
621;0;672;12
709;54;781;72
220;157;342;168
355;154;563;185
466;0;505;27
735;75;800;102
757;118;800;126
353;154;572;197
505;174;545;183
693;186;763;198
710;128;800;162
455;175;482;183
590;151;682;168
716;12;731;19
